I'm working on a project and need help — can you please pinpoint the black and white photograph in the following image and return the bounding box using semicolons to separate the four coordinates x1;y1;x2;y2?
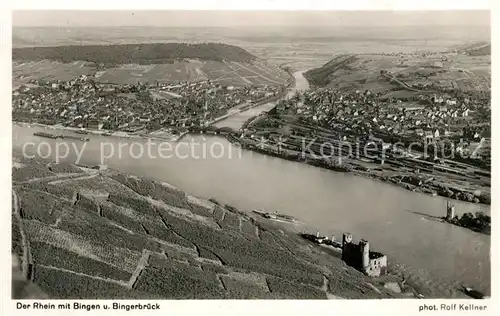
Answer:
8;3;492;305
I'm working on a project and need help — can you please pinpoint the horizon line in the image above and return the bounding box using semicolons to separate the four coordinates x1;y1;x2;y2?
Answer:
13;24;491;28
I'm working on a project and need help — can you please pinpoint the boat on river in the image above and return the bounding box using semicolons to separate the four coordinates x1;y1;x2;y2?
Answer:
33;132;60;139
264;211;298;223
252;209;299;223
61;135;90;142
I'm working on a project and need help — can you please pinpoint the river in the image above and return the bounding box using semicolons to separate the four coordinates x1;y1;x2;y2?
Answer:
12;71;490;295
214;70;309;130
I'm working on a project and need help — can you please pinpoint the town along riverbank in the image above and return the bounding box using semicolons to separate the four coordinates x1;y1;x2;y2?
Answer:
215;69;489;206
223;89;490;206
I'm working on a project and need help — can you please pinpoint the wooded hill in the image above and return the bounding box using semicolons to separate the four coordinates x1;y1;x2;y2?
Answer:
12;43;257;66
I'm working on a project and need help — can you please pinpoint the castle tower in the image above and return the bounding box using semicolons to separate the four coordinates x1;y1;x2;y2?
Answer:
359;239;370;270
342;233;352;247
341;233;353;261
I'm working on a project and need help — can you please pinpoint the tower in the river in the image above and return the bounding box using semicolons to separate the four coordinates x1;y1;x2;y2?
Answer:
446;201;455;221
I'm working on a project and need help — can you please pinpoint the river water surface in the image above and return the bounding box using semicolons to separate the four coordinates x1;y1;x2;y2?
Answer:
12;71;490;294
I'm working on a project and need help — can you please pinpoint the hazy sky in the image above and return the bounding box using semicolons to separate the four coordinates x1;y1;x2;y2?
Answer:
13;10;490;27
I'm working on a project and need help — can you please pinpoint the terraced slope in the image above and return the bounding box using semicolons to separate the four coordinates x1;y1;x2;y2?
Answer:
13;156;411;299
12;43;291;87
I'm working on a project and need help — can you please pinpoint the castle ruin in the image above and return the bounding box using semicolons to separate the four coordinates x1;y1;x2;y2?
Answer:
341;233;387;277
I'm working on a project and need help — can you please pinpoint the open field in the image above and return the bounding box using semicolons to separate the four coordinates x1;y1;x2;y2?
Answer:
12;60;94;89
13;155;468;299
17;41;490;90
12;58;289;88
305;51;490;94
13;25;490;72
13;60;289;87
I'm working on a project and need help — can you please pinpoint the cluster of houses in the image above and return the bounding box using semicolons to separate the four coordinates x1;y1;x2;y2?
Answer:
155;80;279;104
12;75;280;133
274;88;490;160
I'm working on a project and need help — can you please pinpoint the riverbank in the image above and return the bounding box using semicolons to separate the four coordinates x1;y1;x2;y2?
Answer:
14;121;187;142
14;74;292;143
225;134;490;206
13;66;298;143
12;154;433;299
21;120;491;207
444;213;491;235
